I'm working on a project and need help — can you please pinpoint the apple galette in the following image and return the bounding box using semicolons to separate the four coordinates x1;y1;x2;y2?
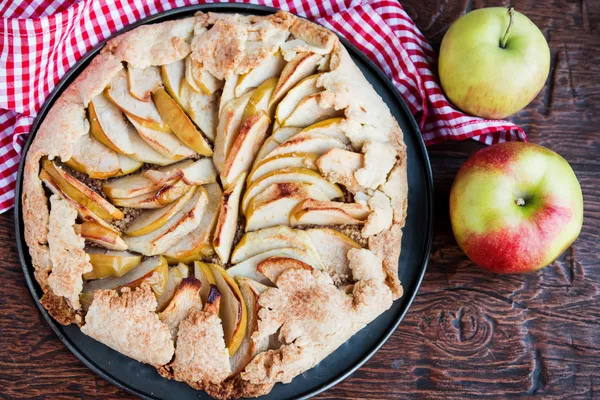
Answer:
22;10;408;399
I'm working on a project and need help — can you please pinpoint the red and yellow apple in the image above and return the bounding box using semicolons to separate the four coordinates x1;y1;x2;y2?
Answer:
450;142;583;273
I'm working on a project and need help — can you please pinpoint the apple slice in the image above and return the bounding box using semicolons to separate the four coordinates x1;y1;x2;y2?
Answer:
88;94;136;155
257;257;314;284
253;136;280;164
128;115;196;159
116;154;143;176
83;256;169;298
124;124;182;166
189;58;223;95
269;52;322;109
144;158;216;186
306;228;361;282
317;148;363;192
156;263;189;312
159;276;204;338
161;59;186;109
164;183;221;262
84;249;142;280
242;77;278;122
40;159;123;220
65;134;121;180
229;277;270;376
297;199;371;219
271;126;301;143
226;247;316;285
76;222;127;251
245;182;329;232
219;74;238;115
281;93;343;127
221;111;269;188
105;69;170;132
213;91;253;173
127;65;161;102
124;187;208;255
194;261;218;304
235;52;286;97
302;117;349;144
153;87;213;156
108;179;189;209
208;263;247;356
241;167;343;213
102;168;181;199
264;131;347;160
178;81;219;142
231;225;323;268
289;200;366;226
247;152;318;185
213;173;246;264
124;186;198;236
275;73;321;125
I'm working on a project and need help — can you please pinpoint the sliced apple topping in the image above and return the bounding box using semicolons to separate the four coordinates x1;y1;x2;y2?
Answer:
164;183;221;262
88;94;136;155
242;77;278;122
65;133;121;179
281;93;343;128
269;52;322;109
161;59;186;109
124;187;208;255
189;58;223;95
257;257;315;285
153;87;213;156
221;111;269;188
219;74;238;115
214;91;253;173
235;52;286;97
245;182;329;232
253;136;281;164
159;276;204;338
110;179;190;209
40;159;123;221
213;173;246;264
289;199;368;226
128;116;196;159
231;225;323;268
275;73;321;125
264;131;348;160
116;154;144;176
127;65;162;102
124;124;182;166
306;228;361;282
241;167;343;213
156;263;189;312
226;247;317;285
194;261;218;305
208;263;247;356
103;168;179;200
76;221;127;251
144;158;217;186
301;117;349;144
247;152;318;185
105;69;170;132
179;81;219;142
317;148;363;193
83;249;142;280
271;126;301;143
229;277;270;376
124;186;198;237
83;256;169;298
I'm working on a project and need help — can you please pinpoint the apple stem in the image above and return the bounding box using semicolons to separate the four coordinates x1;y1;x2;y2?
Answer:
500;7;515;49
515;197;525;206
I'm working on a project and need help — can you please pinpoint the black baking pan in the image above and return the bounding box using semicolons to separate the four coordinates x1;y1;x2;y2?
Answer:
14;3;434;399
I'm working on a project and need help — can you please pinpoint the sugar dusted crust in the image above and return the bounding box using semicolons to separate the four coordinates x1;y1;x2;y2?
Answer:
21;10;408;399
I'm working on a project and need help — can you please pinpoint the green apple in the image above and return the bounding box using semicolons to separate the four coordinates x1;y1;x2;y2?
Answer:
439;7;550;119
450;142;583;273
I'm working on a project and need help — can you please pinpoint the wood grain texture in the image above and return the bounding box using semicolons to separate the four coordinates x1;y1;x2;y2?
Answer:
1;0;599;399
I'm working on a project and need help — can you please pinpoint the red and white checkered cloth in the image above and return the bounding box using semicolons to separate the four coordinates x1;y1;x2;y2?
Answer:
0;0;526;213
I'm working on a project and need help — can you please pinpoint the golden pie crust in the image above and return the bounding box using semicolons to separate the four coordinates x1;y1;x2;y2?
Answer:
22;10;408;399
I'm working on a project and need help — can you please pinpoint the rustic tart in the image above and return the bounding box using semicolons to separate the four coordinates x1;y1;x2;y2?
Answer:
21;10;408;399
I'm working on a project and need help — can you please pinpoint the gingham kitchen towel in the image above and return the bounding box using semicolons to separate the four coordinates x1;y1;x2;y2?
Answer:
0;0;527;213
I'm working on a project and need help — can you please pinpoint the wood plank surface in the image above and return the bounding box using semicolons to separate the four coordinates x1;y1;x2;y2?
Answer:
1;0;599;398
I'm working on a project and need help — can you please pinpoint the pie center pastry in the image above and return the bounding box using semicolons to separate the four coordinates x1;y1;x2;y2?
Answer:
22;10;408;399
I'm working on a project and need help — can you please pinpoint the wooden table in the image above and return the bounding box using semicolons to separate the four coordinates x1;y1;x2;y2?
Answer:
1;1;598;398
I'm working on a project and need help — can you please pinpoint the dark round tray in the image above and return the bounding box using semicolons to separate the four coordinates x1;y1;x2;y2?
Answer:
14;3;434;399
